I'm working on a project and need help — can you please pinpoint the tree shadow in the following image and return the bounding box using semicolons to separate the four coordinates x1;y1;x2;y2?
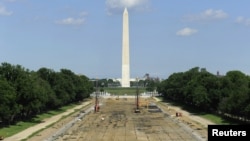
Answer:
161;98;249;125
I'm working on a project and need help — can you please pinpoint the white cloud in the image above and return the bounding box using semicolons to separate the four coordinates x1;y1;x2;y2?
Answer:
55;17;85;26
0;5;13;16
236;16;244;23
176;27;198;36
236;16;250;26
105;0;150;15
79;11;88;17
55;11;88;26
184;9;228;22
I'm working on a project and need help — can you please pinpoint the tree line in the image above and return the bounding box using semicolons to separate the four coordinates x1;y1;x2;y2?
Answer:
0;62;93;125
157;67;250;121
2;62;249;124
93;74;160;91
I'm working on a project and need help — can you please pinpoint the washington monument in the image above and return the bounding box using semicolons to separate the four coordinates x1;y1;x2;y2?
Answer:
121;7;130;87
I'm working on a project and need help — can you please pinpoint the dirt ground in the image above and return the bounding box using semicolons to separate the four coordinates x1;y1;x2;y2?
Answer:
5;96;215;141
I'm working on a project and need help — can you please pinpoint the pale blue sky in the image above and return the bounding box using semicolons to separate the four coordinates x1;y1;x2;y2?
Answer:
1;0;250;79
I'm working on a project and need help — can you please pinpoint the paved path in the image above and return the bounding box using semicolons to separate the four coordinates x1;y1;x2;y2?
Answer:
4;101;91;141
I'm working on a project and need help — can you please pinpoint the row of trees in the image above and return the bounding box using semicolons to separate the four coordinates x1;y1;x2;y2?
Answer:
93;73;160;91
157;67;250;120
0;62;93;125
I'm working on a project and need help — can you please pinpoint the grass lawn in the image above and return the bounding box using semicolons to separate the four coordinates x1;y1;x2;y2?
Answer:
200;114;231;125
103;87;146;95
158;97;246;125
0;103;81;138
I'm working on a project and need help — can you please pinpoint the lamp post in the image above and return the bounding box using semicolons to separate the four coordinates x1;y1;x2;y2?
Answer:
95;78;99;112
135;77;140;113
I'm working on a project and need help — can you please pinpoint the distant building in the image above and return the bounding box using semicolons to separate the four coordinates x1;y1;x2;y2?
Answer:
216;71;224;77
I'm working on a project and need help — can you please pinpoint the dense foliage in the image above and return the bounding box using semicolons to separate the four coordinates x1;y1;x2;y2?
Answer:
0;62;93;125
2;62;249;124
157;67;250;121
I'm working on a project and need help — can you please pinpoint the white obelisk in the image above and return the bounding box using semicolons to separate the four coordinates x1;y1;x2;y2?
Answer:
121;7;130;87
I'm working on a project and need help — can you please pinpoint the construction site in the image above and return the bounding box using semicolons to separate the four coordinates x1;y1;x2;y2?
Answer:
27;94;209;141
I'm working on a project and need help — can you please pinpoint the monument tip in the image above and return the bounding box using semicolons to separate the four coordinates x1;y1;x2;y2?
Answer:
124;7;128;13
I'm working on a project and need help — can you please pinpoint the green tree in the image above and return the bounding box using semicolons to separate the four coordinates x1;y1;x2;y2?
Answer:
74;75;92;101
0;79;19;125
192;85;209;109
219;71;249;116
37;68;62;108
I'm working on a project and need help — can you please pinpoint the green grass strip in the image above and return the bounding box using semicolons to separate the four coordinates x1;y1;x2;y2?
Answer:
103;87;146;95
0;101;89;138
155;97;242;125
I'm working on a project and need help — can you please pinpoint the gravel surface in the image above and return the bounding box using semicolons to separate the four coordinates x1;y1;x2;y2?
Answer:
4;96;215;141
